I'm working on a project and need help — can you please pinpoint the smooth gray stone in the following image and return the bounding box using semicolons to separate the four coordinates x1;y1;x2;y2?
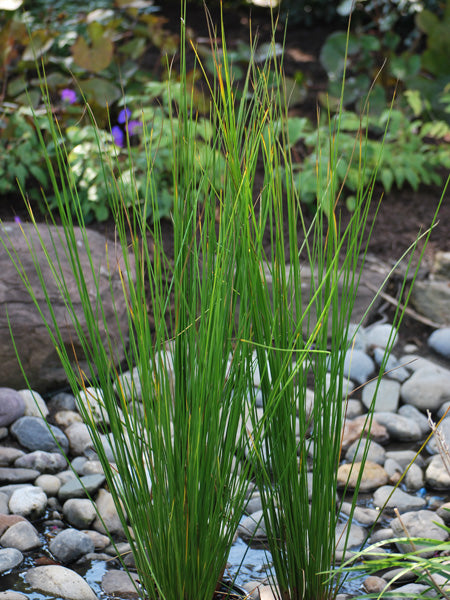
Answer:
0;388;25;427
366;323;398;350
0;547;23;573
101;570;140;597
25;565;98;600
238;510;267;544
8;485;47;519
373;348;409;382
14;450;67;473
362;379;400;412
401;367;450;412
428;327;450;359
58;474;105;501
391;510;447;556
11;416;69;453
371;411;422;442
0;468;40;484
63;499;97;529
49;529;95;563
0;447;25;467
373;485;427;513
343;349;375;385
0;520;42;551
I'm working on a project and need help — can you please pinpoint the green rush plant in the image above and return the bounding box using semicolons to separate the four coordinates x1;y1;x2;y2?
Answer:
0;2;446;600
0;3;267;600
239;18;446;600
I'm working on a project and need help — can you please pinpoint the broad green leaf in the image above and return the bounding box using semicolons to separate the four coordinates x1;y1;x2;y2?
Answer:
71;34;114;73
77;78;121;107
319;32;359;80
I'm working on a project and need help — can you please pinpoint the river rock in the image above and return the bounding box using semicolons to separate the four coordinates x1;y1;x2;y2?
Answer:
361;379;400;412
411;279;450;326
35;474;61;496
428;327;450;359
0;468;40;484
8;485;47;518
337;461;388;491
373;348;410;382
343;349;375;385
63;499;97;529
25;565;98;600
345;440;386;465
401;367;450;411
425;454;450;489
0;389;26;427
397;404;430;437
65;422;92;456
373;485;426;513
49;528;95;563
404;463;424;491
238;510;267;545
366;323;398;350
101;570;140;598
14;450;67;473
390;510;448;556
0;222;133;392
93;489;125;538
0;447;25;467
58;474;105;502
11;416;69;453
0;520;42;551
341;415;389;450
0;547;23;573
18;389;49;418
371;411;422;442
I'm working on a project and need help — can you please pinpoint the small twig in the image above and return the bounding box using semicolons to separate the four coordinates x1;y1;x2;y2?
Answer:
365;282;443;329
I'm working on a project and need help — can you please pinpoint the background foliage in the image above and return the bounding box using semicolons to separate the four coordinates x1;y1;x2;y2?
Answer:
0;0;449;222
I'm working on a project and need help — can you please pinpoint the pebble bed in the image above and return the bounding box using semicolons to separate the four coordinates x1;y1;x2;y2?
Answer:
0;323;450;600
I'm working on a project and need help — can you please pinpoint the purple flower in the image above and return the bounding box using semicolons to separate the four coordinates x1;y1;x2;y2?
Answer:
14;216;21;223
118;108;131;124
60;88;77;104
128;120;142;135
112;125;124;147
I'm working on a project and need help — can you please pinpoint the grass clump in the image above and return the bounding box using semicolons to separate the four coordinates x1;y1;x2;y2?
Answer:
0;2;446;600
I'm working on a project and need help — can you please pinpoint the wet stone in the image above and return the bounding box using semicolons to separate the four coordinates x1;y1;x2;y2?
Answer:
25;565;98;600
101;570;140;598
0;547;23;573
